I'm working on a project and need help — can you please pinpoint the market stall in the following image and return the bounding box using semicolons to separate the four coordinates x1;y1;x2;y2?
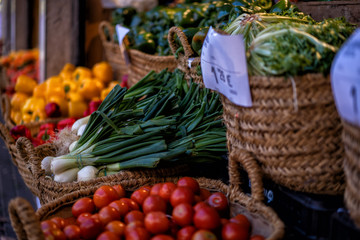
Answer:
0;0;360;239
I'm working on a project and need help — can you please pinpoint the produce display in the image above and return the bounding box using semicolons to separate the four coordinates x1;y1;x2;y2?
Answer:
42;69;226;182
9;61;121;126
225;12;355;76
0;48;39;89
110;0;285;56
40;178;264;240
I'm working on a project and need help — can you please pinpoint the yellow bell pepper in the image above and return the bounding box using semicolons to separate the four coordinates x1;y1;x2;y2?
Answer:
66;92;84;103
72;67;92;82
10;92;29;111
45;76;66;102
48;95;68;117
60;63;76;80
10;110;22;125
92;61;113;84
21;97;46;123
15;75;37;95
68;100;88;118
63;79;78;94
33;82;46;99
31;108;47;122
108;81;119;89
78;78;102;101
100;81;119;101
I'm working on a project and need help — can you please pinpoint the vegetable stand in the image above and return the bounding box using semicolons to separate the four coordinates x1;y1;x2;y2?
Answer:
1;0;360;239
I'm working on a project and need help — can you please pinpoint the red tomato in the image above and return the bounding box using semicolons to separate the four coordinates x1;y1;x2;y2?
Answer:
170;187;195;207
198;189;211;201
105;220;126;237
72;197;95;217
191;230;217;240
125;221;145;235
172;203;194;227
142;195;167;214
159;182;177;202
144;211;170;235
93;186;119;209
109;200;130;217
193;206;221;230
220;218;230;226
151;234;175;240
222;222;249;240
63;225;81;240
229;214;251;232
112;185;126;198
150;183;164;195
97;231;120;240
140;186;152;192
79;217;103;240
48;228;66;240
50;217;66;229
193;202;209;212
125;227;150;240
177;177;200;193
177;226;197;240
76;213;93;225
131;188;151;206
124;210;145;224
250;235;265;240
92;213;101;222
207;192;228;213
99;206;121;226
41;220;59;231
119;198;140;211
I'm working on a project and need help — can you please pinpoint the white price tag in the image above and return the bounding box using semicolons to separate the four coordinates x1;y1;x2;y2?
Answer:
115;24;130;65
331;29;360;127
201;27;252;107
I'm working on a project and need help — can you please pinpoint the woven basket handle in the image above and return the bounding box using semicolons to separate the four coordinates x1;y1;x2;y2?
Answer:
16;137;45;180
168;26;196;59
229;148;264;202
8;197;44;240
99;21;115;44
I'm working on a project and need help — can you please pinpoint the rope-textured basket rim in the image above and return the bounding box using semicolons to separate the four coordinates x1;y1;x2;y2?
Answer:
224;73;344;195
342;120;360;227
15;137;190;205
8;177;284;240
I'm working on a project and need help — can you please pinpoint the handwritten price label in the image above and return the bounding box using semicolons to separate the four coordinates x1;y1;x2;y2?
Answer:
331;29;360;127
201;27;252;107
115;24;130;65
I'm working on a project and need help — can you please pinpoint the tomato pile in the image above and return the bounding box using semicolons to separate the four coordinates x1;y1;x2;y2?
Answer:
40;177;265;240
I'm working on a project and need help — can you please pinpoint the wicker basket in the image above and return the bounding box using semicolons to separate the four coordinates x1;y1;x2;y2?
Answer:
99;21;178;87
0;123;56;196
9;176;284;240
342;120;360;227
15;137;190;205
224;74;345;195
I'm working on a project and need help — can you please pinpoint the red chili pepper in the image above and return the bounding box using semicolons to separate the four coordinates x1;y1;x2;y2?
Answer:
120;75;128;88
83;108;91;117
10;125;32;141
39;123;56;132
57;118;76;131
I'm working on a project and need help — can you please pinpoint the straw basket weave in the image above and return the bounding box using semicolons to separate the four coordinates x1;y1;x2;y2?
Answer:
342;120;360;227
224;74;345;195
99;21;178;87
15;137;190;205
9;176;284;240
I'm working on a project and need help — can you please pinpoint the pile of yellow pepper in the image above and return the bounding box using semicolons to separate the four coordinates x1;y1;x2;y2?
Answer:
10;62;119;125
